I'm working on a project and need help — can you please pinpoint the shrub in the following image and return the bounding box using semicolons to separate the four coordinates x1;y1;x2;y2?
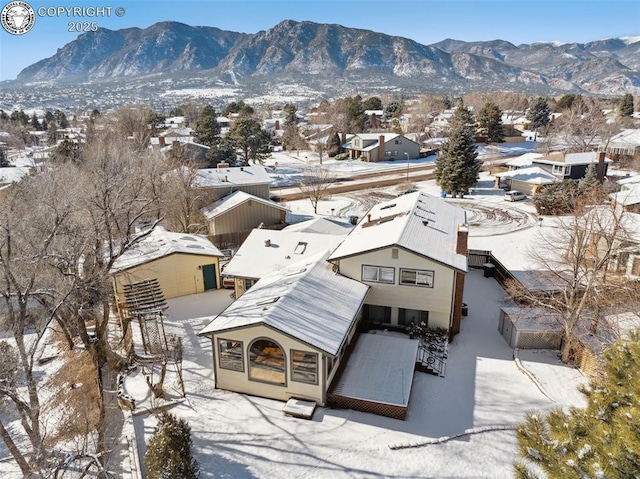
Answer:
145;412;199;479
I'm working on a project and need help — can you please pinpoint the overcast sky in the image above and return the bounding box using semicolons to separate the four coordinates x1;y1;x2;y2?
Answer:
1;0;639;81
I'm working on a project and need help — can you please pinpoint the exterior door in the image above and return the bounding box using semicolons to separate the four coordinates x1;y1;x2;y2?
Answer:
202;264;217;291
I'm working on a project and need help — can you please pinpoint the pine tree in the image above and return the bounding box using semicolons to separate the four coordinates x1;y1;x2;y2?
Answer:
194;105;221;148
619;93;634;118
326;132;343;157
526;97;551;136
225;116;272;165
477;102;504;143
514;332;640;479
435;122;481;197
281;103;306;151
145;412;199;479
578;162;599;194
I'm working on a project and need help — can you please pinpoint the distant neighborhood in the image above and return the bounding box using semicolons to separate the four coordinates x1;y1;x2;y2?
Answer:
0;89;639;477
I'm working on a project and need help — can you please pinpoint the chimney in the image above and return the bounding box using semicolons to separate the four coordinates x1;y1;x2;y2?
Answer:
377;134;385;162
217;162;229;168
340;132;346;144
367;214;372;223
456;224;469;256
264;239;271;247
275;120;280;130
158;136;165;147
595;151;606;183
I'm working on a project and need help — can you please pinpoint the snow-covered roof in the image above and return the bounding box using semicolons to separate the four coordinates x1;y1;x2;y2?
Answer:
0;166;31;184
199;255;369;356
505;152;544;168
353;133;400;142
494;166;558;185
201;191;288;219
534;151;613;166
328;192;468;272
617;174;640;186
610;188;640;207
194;166;272;188
111;226;223;273
222;228;347;278
607;128;640;146
284;218;354;235
330;332;418;406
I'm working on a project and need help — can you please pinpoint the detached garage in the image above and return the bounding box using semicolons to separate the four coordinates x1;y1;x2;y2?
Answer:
111;226;224;306
498;307;563;350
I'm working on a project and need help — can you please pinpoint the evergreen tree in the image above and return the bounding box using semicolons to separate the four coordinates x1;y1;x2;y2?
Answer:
30;113;41;131
514;332;640;479
145;412;199;479
578;162;599;194
223;100;254;117
435;122;481;197
193;105;221;148
361;96;383;111
619;93;634;118
450;104;474;132
206;142;238;167
0;147;9;167
225;116;272;165
53;109;69;129
281;103;305;151
327;132;343;157
477;102;504;143
526;97;551;136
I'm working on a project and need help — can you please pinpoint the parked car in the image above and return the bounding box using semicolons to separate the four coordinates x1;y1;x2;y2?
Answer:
504;190;526;202
222;275;235;289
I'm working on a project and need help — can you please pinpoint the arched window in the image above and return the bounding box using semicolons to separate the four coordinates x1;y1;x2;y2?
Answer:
248;338;286;385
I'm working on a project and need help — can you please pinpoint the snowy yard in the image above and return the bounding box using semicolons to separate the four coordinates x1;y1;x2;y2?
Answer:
123;269;587;479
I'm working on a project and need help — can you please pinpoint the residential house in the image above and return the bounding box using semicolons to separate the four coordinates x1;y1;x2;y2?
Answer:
200;190;289;240
194;165;272;201
160;141;210;164
110;226;224;308
344;133;420;162
221;228;348;299
198;253;369;407
328;192;469;338
494;151;612;194
610;176;640;213
599;129;640;157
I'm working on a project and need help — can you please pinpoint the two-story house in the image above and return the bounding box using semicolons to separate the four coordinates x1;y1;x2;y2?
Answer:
328;192;469;338
345;133;420;162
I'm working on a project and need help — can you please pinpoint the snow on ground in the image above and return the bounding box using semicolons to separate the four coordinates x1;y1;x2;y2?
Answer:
122;268;586;479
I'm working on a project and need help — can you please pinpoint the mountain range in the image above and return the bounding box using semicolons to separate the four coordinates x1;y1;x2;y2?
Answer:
9;20;640;101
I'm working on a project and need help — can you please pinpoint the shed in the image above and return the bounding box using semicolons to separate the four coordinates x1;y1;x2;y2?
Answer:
498;307;563;349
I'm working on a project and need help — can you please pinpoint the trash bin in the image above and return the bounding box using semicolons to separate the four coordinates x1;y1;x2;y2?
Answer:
461;302;468;317
483;263;496;278
440;191;447;198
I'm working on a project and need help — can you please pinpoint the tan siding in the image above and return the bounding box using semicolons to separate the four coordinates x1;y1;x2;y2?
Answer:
209;200;284;236
113;253;220;301
213;325;326;405
336;247;455;329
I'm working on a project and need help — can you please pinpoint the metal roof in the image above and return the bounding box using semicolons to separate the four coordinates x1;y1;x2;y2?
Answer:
200;191;289;219
328;192;468;272
199;254;369;356
194;165;272;188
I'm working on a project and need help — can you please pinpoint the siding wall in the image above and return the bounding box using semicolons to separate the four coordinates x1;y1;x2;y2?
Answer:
336;247;455;330
210;184;271;201
212;325;326;405
208;200;285;236
113;254;221;301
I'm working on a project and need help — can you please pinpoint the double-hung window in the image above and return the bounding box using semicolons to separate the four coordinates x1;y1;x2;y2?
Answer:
362;265;395;284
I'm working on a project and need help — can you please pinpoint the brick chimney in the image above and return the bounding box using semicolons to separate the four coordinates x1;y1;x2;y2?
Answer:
275;120;280;130
595;151;606;183
456;224;469;256
377;134;385;162
158;136;165;147
340;132;346;144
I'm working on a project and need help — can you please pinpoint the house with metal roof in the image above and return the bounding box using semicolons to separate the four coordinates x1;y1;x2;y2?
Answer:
198;253;369;407
200;190;289;239
328;191;469;338
194;165;272;201
110;226;224;305
344;133;420;162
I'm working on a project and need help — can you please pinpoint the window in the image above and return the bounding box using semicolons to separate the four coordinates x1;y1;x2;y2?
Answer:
249;339;286;385
400;268;434;287
364;304;392;324
384;150;398;157
218;339;244;372
291;350;318;384
244;278;256;290
399;309;428;327
362;265;395;284
394;139;402;144
552;164;570;176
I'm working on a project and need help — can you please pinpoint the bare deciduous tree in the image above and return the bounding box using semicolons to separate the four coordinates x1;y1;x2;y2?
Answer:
298;166;336;214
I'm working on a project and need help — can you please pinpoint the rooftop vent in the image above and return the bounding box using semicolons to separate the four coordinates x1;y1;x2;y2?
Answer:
265;239;271;247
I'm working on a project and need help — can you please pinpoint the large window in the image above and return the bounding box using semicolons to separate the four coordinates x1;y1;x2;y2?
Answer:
291;350;318;384
399;309;429;327
400;268;434;287
248;339;286;385
364;304;392;324
552;164;570;176
217;339;244;372
362;265;395;284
